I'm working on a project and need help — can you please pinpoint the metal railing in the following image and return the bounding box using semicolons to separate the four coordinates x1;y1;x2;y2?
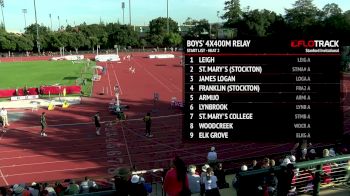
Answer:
236;154;350;196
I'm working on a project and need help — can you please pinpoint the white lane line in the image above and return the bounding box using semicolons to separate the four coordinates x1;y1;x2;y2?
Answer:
2;166;111;177
2;113;183;130
134;59;173;93
120;125;133;167
0;169;9;186
113;70;123;95
0;156;110;168
106;64;113;96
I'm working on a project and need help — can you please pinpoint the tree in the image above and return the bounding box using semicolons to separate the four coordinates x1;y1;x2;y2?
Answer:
236;9;279;37
0;32;16;51
183;18;211;38
149;17;178;35
341;46;350;71
222;0;242;27
164;32;182;47
322;3;342;18
14;34;34;51
149;34;164;47
88;36;98;49
48;32;62;50
285;0;319;34
139;39;147;50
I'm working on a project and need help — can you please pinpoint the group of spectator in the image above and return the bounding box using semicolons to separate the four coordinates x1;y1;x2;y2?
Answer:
1;142;348;196
113;167;152;196
0;177;98;196
161;142;349;196
162;147;228;196
232;144;350;196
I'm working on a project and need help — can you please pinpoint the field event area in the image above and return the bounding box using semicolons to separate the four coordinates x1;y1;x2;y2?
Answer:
0;60;93;95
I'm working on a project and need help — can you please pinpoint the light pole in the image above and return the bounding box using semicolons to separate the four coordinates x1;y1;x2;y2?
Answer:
121;2;125;24
49;13;52;31
33;0;40;54
128;0;131;25
166;0;169;33
22;9;27;31
217;11;220;24
217;11;220;38
58;16;60;30
0;0;5;31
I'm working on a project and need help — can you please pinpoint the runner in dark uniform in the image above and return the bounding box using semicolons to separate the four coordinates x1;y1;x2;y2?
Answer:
93;112;101;135
40;112;47;136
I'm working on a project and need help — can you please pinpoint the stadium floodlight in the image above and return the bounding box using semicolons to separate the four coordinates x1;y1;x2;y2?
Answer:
22;9;27;31
217;11;220;24
128;0;131;25
33;0;40;54
49;13;52;31
122;2;125;24
167;0;169;33
58;16;60;30
0;0;5;31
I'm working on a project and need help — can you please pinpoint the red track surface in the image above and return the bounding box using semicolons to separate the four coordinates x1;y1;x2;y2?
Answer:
0;53;348;186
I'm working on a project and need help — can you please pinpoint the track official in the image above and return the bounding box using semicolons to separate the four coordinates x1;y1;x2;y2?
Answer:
143;112;152;137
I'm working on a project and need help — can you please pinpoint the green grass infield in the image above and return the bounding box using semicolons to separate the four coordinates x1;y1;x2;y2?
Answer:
0;60;95;97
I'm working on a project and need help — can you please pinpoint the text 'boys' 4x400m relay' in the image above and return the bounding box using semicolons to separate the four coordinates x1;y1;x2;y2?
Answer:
183;39;342;142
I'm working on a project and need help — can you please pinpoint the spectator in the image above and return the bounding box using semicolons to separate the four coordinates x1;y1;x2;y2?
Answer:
187;165;200;194
54;182;65;196
214;163;229;189
129;174;147;196
265;168;278;196
13;184;30;196
289;155;296;164
43;183;56;196
281;157;291;167
249;160;258;170
322;149;333;184
0;107;10;128
0;187;6;196
232;164;248;190
200;164;210;196
42;190;49;196
87;178;98;192
329;148;336;157
114;167;131;196
207;147;218;167
270;159;276;167
65;180;80;195
308;149;317;160
261;157;270;168
28;182;40;196
202;167;220;196
80;177;91;193
345;160;350;185
277;163;295;196
163;156;190;196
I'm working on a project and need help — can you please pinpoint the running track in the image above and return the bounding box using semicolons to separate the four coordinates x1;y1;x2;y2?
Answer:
0;53;348;186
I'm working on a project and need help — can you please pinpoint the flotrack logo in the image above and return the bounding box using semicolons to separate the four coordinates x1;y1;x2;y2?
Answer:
291;40;339;48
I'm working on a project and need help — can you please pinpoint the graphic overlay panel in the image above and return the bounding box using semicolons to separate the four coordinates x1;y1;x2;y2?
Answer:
183;39;342;142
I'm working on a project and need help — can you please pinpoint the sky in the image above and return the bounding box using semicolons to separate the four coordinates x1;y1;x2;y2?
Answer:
1;0;350;33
